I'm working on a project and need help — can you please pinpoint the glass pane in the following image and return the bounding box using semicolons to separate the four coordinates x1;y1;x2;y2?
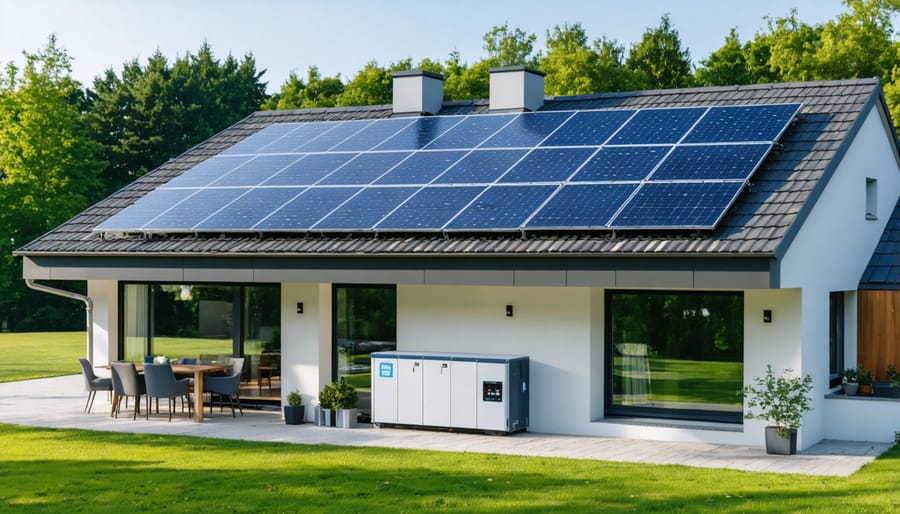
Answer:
334;286;397;414
608;291;744;423
245;286;282;399
150;285;237;361
122;284;148;362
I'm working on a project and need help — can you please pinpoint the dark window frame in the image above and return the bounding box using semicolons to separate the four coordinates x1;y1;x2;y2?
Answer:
829;291;845;387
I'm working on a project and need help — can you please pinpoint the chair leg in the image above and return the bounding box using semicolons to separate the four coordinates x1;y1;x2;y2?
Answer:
134;396;140;420
84;391;93;413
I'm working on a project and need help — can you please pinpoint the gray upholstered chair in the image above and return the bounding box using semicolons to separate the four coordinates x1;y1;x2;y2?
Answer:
78;358;112;414
110;361;146;420
143;363;192;421
204;357;245;417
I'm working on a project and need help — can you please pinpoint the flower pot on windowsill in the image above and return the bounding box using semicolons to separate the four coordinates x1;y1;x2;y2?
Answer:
765;426;797;455
873;382;900;398
842;382;858;396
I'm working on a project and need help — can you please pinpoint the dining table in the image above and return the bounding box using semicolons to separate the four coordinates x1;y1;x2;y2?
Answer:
109;362;229;422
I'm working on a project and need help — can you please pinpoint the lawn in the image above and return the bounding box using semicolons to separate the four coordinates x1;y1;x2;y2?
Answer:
0;424;897;513
0;331;85;382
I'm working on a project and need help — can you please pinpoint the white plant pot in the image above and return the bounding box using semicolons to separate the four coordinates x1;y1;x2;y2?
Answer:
337;408;357;429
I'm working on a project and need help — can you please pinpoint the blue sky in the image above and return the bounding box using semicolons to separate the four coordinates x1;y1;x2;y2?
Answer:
1;0;853;93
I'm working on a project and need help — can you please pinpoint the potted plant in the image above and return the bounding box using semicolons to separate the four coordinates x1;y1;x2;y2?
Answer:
283;390;305;425
318;382;338;427
874;364;900;398
333;378;359;429
742;365;814;455
842;368;858;396
858;366;874;395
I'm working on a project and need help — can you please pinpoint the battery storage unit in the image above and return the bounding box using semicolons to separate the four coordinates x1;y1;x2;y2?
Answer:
371;351;529;434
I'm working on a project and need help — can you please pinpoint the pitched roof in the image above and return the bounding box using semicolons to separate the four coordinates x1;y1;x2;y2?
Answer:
16;78;884;259
860;197;900;289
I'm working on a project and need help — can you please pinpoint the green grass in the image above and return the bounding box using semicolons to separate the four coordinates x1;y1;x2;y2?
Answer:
0;332;85;383
0;424;897;513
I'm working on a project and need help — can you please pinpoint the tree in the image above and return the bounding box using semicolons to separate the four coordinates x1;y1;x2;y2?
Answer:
482;22;539;68
540;23;602;96
261;66;343;110
0;35;103;330
695;28;752;86
626;14;694;89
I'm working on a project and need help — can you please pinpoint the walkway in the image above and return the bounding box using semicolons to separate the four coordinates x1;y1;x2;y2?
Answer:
0;375;889;477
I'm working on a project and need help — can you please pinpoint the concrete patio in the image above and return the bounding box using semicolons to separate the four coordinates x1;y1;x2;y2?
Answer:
0;374;890;477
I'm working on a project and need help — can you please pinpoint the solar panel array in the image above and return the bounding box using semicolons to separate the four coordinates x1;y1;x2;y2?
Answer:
96;103;800;234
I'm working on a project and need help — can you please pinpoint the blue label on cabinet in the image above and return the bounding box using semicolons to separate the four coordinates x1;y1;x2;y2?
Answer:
379;362;393;378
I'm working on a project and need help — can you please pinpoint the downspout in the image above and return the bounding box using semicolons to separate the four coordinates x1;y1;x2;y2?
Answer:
25;280;93;362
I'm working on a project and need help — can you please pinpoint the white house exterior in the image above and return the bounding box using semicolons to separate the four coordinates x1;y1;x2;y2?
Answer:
17;73;900;451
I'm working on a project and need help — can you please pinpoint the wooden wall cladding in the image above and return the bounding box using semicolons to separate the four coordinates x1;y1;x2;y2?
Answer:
858;289;900;380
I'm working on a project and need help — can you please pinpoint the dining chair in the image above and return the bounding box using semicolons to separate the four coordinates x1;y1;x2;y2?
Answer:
110;361;146;420
204;357;245;418
78;358;112;414
143;363;192;421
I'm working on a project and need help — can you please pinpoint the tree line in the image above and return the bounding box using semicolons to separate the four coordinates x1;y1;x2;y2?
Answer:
0;0;897;331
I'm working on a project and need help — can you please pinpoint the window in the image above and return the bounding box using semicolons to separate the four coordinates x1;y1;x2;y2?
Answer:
606;290;744;423
829;291;845;386
866;177;878;220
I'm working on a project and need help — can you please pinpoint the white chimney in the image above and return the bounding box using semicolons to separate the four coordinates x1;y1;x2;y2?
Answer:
392;70;444;115
489;66;545;112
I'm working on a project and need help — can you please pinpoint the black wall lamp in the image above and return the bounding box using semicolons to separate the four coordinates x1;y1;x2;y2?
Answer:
763;309;772;323
506;304;514;317
297;302;304;314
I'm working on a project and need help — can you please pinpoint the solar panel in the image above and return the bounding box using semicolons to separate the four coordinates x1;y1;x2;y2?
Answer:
649;144;770;181
446;185;558;230
611;182;745;229
433;150;527;184
98;102;800;235
500;148;596;183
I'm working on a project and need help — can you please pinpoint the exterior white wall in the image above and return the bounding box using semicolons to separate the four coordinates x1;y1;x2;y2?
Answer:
824;396;900;442
87;280;117;366
280;283;331;422
779;106;900;449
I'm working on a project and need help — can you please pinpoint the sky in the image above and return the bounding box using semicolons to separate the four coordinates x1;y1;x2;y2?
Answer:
0;0;855;94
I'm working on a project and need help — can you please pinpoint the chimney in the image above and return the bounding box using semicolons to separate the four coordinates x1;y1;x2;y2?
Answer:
391;70;444;116
489;66;545;112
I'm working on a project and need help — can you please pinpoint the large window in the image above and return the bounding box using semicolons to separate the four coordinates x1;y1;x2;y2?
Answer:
829;291;845;386
606;290;744;423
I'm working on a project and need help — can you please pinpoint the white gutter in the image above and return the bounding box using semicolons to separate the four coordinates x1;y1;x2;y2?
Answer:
25;279;94;362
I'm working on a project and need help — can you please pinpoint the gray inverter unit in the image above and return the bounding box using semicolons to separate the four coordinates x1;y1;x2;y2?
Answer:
371;351;529;434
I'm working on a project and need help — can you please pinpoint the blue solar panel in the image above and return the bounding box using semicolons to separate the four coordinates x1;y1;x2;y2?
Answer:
682;104;800;143
375;116;464;150
209;155;303;187
526;184;637;229
294;120;373;152
255;187;360;230
500;148;596;183
541;110;635;147
257;122;341;153
433;150;527;184
195;187;302;230
611;182;744;229
480;111;573;148
376;186;485;230
263;153;357;186
318;152;411;185
95;188;198;231
375;150;467;185
426;114;516;149
331;118;415;152
571;146;670;182
164;156;253;188
610;107;707;145
143;188;248;231
650;144;770;181
222;124;301;155
447;185;557;230
314;187;419;229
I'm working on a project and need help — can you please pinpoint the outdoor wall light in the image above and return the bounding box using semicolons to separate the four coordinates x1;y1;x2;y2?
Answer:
506;304;514;317
763;309;772;323
297;302;304;314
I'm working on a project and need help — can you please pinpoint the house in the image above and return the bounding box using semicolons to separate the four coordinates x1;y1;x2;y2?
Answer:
16;68;900;450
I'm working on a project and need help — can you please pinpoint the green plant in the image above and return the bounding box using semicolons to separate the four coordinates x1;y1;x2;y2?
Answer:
333;378;359;410
887;364;900;388
858;366;874;386
842;368;857;383
742;365;814;439
318;382;339;410
286;390;302;407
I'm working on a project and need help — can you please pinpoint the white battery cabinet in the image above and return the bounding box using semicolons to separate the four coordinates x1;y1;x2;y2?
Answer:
371;351;529;434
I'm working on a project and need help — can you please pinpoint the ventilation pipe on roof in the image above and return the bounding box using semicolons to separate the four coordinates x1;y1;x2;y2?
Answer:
391;70;444;116
26;279;94;362
489;66;545;112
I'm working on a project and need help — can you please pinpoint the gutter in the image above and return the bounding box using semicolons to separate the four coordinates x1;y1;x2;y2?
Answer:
25;279;93;362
